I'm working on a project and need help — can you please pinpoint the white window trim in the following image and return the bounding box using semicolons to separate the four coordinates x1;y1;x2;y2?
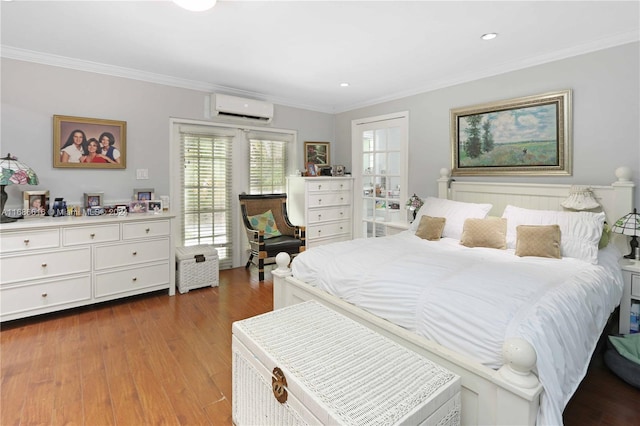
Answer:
170;118;297;268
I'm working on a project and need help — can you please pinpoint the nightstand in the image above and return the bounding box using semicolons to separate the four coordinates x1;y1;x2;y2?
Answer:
619;259;640;334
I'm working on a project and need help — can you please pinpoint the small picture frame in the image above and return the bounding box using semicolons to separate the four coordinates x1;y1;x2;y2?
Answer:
333;165;345;176
304;141;330;167
129;200;148;214
305;162;317;177
148;200;163;214
84;192;104;208
133;188;154;201
23;190;49;218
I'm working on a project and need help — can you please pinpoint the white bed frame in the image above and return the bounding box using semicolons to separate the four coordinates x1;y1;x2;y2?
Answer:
273;168;635;425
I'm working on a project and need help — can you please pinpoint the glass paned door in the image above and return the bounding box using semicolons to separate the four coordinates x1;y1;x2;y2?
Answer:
352;113;408;238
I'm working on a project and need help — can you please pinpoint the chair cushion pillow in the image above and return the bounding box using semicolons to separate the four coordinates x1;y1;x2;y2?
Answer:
248;209;282;239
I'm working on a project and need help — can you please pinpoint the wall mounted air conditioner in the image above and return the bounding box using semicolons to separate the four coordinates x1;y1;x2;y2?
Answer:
211;94;274;123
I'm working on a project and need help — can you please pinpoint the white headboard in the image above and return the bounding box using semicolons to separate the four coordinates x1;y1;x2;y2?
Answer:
437;168;635;254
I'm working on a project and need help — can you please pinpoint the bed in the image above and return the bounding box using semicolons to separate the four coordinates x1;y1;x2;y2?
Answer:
272;169;635;426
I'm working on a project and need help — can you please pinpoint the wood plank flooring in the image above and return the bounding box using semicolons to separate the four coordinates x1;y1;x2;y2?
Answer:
1;266;638;425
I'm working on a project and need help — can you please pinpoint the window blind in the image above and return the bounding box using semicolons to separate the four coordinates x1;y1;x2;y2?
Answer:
248;131;291;194
179;128;233;269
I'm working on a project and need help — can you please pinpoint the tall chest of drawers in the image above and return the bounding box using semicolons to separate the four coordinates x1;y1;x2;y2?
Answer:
286;177;353;249
0;215;175;322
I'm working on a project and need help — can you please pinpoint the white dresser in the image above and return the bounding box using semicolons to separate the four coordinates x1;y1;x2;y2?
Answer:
0;214;175;322
286;176;353;249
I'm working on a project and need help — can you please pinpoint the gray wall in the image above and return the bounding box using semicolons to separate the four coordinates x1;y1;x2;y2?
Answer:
335;42;640;203
2;42;638;212
0;58;335;210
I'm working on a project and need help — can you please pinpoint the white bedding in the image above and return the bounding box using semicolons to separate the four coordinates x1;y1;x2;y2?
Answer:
290;231;624;426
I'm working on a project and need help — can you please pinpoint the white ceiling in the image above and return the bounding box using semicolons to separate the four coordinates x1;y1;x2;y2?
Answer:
1;1;639;113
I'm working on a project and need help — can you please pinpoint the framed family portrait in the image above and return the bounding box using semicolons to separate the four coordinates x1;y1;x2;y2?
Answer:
53;115;126;169
133;188;154;201
304;141;330;167
450;89;572;176
148;200;163;214
84;192;104;208
23;190;49;218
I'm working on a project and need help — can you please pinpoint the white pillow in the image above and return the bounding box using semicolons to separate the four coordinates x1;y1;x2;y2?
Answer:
501;205;605;264
410;197;492;240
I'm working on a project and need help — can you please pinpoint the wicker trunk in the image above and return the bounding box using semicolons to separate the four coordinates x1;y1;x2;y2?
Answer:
175;245;218;293
232;301;460;425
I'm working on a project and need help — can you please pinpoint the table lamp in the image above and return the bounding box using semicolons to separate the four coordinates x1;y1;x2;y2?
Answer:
612;208;640;259
0;153;39;223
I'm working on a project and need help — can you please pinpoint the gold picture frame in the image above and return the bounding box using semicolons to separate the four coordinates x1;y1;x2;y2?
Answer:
304;141;330;167
450;89;572;176
53;115;126;169
23;190;49;218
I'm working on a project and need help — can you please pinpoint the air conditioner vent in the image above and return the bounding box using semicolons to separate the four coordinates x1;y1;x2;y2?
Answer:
211;94;274;123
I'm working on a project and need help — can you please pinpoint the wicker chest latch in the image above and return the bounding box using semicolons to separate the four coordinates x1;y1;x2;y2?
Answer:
272;367;288;403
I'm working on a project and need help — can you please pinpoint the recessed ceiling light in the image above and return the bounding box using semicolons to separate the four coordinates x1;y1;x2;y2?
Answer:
340;83;350;87
481;33;498;41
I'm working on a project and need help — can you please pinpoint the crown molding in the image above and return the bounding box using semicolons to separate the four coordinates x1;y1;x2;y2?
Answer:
3;28;638;115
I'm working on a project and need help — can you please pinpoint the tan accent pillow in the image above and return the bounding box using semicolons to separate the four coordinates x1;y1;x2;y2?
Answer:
415;215;446;241
515;225;561;258
460;217;507;249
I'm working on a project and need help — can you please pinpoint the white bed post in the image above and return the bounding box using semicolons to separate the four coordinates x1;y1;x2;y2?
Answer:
272;252;293;310
438;168;451;199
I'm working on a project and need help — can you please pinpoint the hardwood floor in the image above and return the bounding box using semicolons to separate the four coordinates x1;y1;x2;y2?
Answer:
1;266;638;425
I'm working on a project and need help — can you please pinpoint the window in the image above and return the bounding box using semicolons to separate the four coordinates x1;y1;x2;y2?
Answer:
248;131;290;194
179;127;233;269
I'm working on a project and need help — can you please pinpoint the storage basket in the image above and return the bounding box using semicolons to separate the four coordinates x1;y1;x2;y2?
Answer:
232;301;461;425
175;245;219;293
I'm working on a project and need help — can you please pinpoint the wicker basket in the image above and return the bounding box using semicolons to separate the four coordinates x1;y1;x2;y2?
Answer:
232;301;461;425
175;245;218;293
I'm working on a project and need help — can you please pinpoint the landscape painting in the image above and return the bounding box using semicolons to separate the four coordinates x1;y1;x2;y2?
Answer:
451;90;572;176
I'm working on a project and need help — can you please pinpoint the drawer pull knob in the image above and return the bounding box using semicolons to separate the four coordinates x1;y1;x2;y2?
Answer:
272;367;288;404
318;214;322;219
41;292;47;298
340;212;344;215
132;277;137;282
317;185;322;190
145;228;150;233
23;239;30;245
41;263;47;268
318;229;321;233
318;199;322;204
132;251;137;256
90;233;96;238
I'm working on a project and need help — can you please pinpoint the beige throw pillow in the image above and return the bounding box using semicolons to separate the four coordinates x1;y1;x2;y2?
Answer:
515;224;561;258
415;215;446;241
460;217;507;249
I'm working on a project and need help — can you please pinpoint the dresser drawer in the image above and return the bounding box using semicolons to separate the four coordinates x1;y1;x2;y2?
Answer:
632;274;640;298
308;192;351;208
307;206;351;224
307;221;351;240
94;238;170;270
0;248;91;284
63;224;120;246
306;179;350;193
0;276;91;317
0;229;59;253
122;220;170;240
94;263;170;298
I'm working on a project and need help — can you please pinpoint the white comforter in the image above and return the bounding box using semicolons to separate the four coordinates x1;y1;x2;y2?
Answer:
291;231;624;426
